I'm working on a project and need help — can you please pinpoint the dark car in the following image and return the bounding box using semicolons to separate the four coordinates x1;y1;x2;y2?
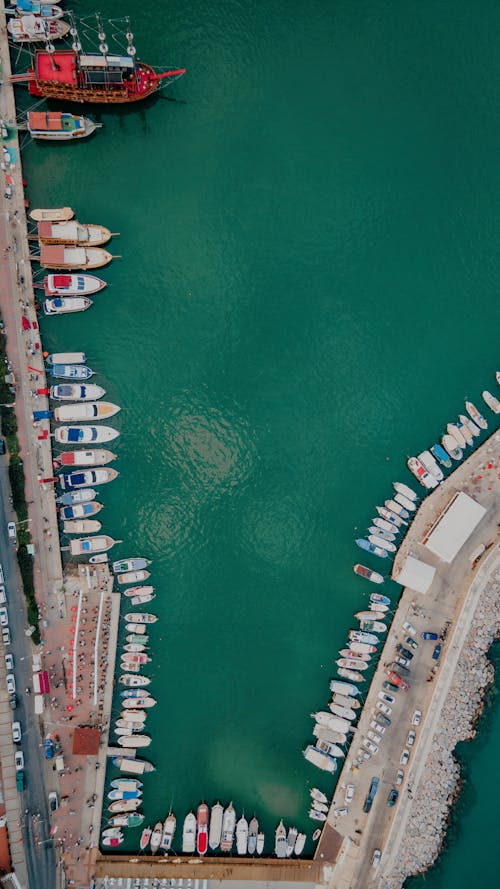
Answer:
390;662;411;678
0;438;5;455
383;680;399;693
16;770;25;792
432;644;442;660
43;740;55;760
387;788;399;807
422;631;438;640
375;712;391;727
396;645;413;660
9;694;17;710
406;636;418;650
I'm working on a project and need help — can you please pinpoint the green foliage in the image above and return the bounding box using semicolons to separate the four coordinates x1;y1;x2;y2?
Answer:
17;545;40;646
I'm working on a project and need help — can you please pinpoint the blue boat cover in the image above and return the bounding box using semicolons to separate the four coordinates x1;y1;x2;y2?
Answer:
81;541;91;552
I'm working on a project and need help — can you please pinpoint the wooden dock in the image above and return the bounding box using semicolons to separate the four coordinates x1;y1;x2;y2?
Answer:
95;853;325;882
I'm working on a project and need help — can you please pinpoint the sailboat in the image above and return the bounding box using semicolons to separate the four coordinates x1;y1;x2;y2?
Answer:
209;802;223;851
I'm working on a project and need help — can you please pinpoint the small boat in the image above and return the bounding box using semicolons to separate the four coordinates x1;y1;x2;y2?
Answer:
370;592;390;607
123;586;155;599
44;273;106;296
349;630;378;645
417;450;444;481
310;788;328;804
367;535;396;553
60;501;102;522
160;813;176;852
125;623;148;634
447;423;467;449
69;534;119;555
121;653;151;666
256;832;265;854
102;827;124;839
123;613;158;624
57;488;96;505
118;710;147;723
482;390;500;414
108;798;141;813
108;788;142;801
367;526;396;542
220;803;236;853
430;443;452;469
441;434;463;461
44;297;93;315
114;724;142;735
54;402;120;422
182;812;197;853
275;820;287;857
311;712;352;733
456;421;473;447
465;401;488;429
113;756;155;774
359;620;387;633
328;702;356;721
348;640;377;654
122;643;148;653
329;679;360;696
101;835;123;848
309;809;327;822
140;826;152;851
120;689;152;699
112;558;151;574
373;517;400;534
49;363;94;380
294;832;306;856
116;735;151;748
303;746;337;773
50;383;105;401
37;220;112;246
496;371;500;386
57;449;116;467
63;519;102;534
314;725;347;746
337;667;366;682
355;539;388;559
118;675;151;687
312;829;321;841
406;457;438;490
59;468;119;490
125;634;150;645
55;425;120;444
355;609;385;621
393;491;417;512
31;208;74;222
311;801;329;813
108;812;144;828
339;649;371;661
393;482;418;501
376;506;408;527
385;499;410;517
119;662;141;674
117;570;151;585
89;553;108;564
209;802;224;851
122;697;156;709
150;821;163;855
286;827;298;858
8;14;69;42
248;817;258;855
459;414;480;438
39;245;114;270
235;814;248;855
336;657;369;671
353;563;384;583
13;2;63;20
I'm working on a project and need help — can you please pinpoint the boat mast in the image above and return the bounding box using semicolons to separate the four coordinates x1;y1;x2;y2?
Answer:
125;18;137;66
68;12;82;57
96;14;109;58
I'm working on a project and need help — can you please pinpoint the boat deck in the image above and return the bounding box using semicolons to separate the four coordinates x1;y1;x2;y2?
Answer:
36;50;78;85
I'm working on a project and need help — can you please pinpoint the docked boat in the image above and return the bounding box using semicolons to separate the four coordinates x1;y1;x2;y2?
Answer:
44;297;93;315
367;526;396;542
49;363;94;380
348;640;377;654
12;2;63;20
309;809;326;822
125;635;150;646
123;586;155;599
294;833;306;856
418;450;444;481
430;442;453;468
44;273;106;296
370;592;390;607
60;502;103;520
286;827;298;858
118;570;151;585
456;421;474;447
110;778;143;790
311;712;352;733
89;553;108;564
122;697;156;709
116;735;151;748
312;829;322;841
465;401;488;429
310;788;328;804
101;834;123;848
313;724;347;745
441;434;463;460
459;414;480;438
57;488;96;505
256;832;265;855
373;517;400;534
160;813;176;852
118;710;147;723
63;519;102;534
367;535;396;553
311;801;329;814
337;667;366;682
69;534;119;555
123;613;157;624
328;701;356;721
129;594;155;607
348;630;378;645
248;817;258;855
384;499;410;517
108;812;144;828
220;803;236;853
120;688;152;699
182;812;197;853
37;220;112;246
55;424;119;444
393;491;417;512
393;481;418;501
108;798;141;813
57;449;116;467
108;788;142;801
355;539;388;559
339;648;371;660
139;826;152;851
118;675;151;687
150;821;163;855
359;619;387;633
125;623;148;635
447;423;467;449
482;390;500;414
113;756;155;774
59;468;119;489
121;653;151;666
336;658;369;671
236;814;248;855
376;506;407;527
8;14;69;41
38;245;115;270
209;802;223;851
112;558;151;574
303;746;337;773
31;208;74;222
275;820;287;857
54;402;120;422
496;371;500;386
355;609;385;621
329;679;360;696
353;563;384;583
406;457;438;489
50;383;105;401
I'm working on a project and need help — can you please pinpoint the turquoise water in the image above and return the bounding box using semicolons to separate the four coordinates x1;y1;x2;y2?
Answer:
16;0;500;868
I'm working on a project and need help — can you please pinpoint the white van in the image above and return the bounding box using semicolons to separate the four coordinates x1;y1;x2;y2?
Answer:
0;586;6;605
7;522;16;545
0;563;4;585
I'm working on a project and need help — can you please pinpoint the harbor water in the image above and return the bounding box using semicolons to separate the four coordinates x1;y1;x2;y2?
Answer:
17;0;500;868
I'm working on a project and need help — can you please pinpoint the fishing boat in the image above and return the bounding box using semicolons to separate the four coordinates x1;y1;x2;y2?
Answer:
275;820;287;857
57;488;96;505
150;821;163;855
50;383;105;401
122;697;156;709
118;710;146;723
418;450;444;481
328;702;356;721
123;585;155;599
59;468;119;489
27;109;99;141
329;679;360;696
348;639;377;653
359;620;387;633
482;390;500;413
220;803;236;853
48;363;94;381
55;424;119;444
63;519;102;534
348;630;378;645
235;814;248;855
54;401;120;422
129;593;155;607
110;778;143;790
116;735;151;748
370;592;390;607
160;813;176;852
123;613;157;624
441;434;463;460
336;658;369;671
248;817;258;855
120;689;152;698
44;273;106;296
303;746;337;773
37;244;115;270
465;401;488;429
353;563;384;583
12;2;63;19
393;481;418;501
447;423;467;449
60;502;103;520
314;725;347;745
355;539;387;558
8;14;69;41
112;558;151;574
430;443;452;469
108;789;142;801
310;788;328;804
57;449;116;467
367;526;396;542
118;570;151;585
385;499;410;518
139;826;152;851
37;220;112;246
309;809;327;822
256;832;265;854
113;756;155;774
286;827;298;858
373;517;400;534
123;643;148;653
118;675;151;687
294;833;306;856
209;802;223;851
311;801;329;813
367;535;396;553
119;662;141;674
69;534;119;555
337;667;366;682
376;505;407;527
44;297;93;315
89;553;108;564
182;812;197;853
125;635;150;645
339;649;371;661
30;208;74;222
311;712;352;733
121;653;151;666
332;691;361;708
108;798;141;813
393;491;417;511
125;623;148;634
459;414;480;438
456;421;474;447
108;812;144;828
406;457;438;489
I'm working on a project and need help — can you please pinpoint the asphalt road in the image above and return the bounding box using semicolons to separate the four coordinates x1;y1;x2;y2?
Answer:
0;450;56;889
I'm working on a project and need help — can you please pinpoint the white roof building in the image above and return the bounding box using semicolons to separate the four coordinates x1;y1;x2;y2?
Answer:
423;492;486;563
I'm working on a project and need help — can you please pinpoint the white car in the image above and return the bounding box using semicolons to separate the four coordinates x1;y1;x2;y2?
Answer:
6;673;16;695
12;722;22;744
14;751;24;772
0;607;8;627
357;748;371;762
402;621;417;636
372;849;382;868
407;730;416;747
370;719;386;735
334;807;348;817
396;769;404;785
378;691;395;705
345;783;355;804
367;729;382;745
400;748;410;765
412;709;422;726
376;701;392;716
7;522;17;544
362;738;379;755
4;653;14;670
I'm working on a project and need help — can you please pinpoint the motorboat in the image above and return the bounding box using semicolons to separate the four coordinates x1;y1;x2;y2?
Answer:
123;586;155;599
329;679;360;696
139;826;152;851
348;640;377;654
108;798;141;813
367;535;396;553
336;657;368;671
312;829;322;841
182;812;197;853
313;725;347;745
53;401;120;422
236;814;248;855
89;553;108;564
384;499;410;517
123;613;157;624
359;619;387;632
294;832;306;856
43;273;106;296
417;450;444;481
118;710;146;723
125;633;150;644
311;801;329;813
275;820;287;857
496;371;500;385
349;630;378;645
108;812;144;827
39;245;115;270
126;593;155;607
160;813;176;852
327;703;355;723
57;449;116;467
220;803;236;853
430;443;452;468
125;623;148;634
406;457;438;489
31;208;74;222
373;517;400;534
367;526;396;542
337;667;366;682
101;834;123;848
123;642;149;652
441;434;463;461
117;570;151;585
309;809;326;822
44;296;93;315
122;697;156;709
482;390;500;414
108;788;142;801
393;482;418;501
310;788;328;804
370;592;390;607
355;610;385;621
116;735;151;748
376;506;407;527
465;401;488;429
13;3;63;22
353;563;384;583
256;832;265;854
59;468;118;489
459;414;480;438
118;675;151;687
112;757;154;774
49;363;93;381
332;691;361;708
112;557;151;574
286;827;298;858
57;488;96;505
63;519;102;534
50;383;105;401
110;778;143;791
69;535;120;555
55;425;119;444
393;492;417;512
150;821;163;854
120;689;152;698
355;539;387;559
447;423;467;449
209;802;223;850
121;653;151;666
456;421;474;447
339;648;371;660
7;13;69;41
303;746;337;773
311;712;352;733
248;817;258;855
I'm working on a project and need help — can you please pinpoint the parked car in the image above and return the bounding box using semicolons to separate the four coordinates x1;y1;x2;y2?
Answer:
0;606;8;627
4;653;14;670
367;729;382;745
9;694;17;710
6;673;16;695
362;738;379;755
16;770;25;792
395;655;411;669
0;585;6;605
372;849;382;868
402;621;417;636
334;807;348;817
422;631;438;640
345;784;355;804
400;748;410;765
407;730;416;747
376;701;392;716
387;670;410;690
357;748;371;762
406;636;418;650
14;751;24;772
412;709;422;726
383;680;399;693
432;644;442;660
378;691;395;705
12;722;22;743
7;522;17;545
391;661;411;677
0;437;5;455
375;712;391;727
395;769;404;785
396;645;413;660
370;719;386;735
387;788;399;807
2;627;11;645
48;791;59;812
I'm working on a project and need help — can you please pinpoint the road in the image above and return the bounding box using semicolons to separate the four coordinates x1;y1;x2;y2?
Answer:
0;451;56;889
